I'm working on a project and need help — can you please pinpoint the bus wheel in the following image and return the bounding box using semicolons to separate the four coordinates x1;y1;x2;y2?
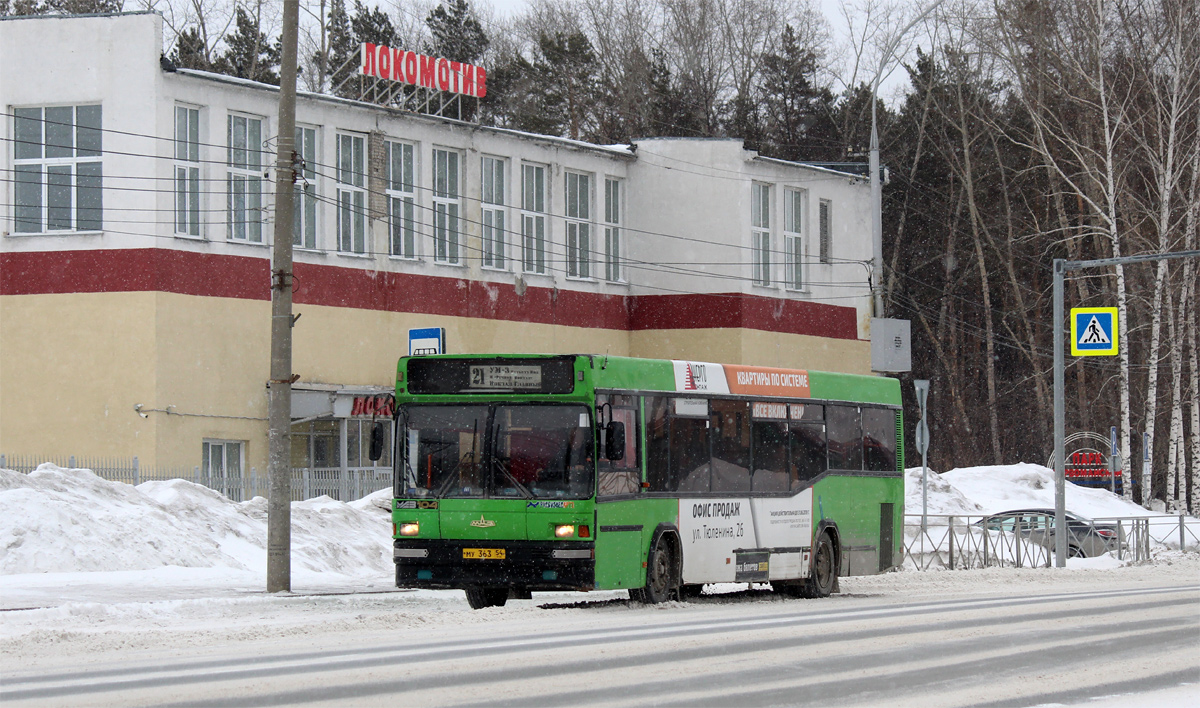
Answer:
639;535;676;604
465;587;508;609
802;533;837;598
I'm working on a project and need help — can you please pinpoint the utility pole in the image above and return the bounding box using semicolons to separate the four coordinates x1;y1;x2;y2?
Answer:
267;0;300;593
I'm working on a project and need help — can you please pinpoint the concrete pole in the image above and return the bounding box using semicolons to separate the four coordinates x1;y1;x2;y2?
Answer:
870;109;883;318
267;0;300;593
1053;259;1067;567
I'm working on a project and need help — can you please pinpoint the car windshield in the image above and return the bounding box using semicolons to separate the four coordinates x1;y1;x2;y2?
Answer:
398;404;594;499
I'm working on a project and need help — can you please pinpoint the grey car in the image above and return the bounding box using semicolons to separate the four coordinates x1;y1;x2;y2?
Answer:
978;509;1126;558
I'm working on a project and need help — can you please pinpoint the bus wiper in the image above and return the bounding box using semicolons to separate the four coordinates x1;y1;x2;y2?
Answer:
433;451;478;497
491;456;531;498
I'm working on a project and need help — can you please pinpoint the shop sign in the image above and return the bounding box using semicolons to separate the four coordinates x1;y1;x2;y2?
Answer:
360;43;487;98
351;395;394;417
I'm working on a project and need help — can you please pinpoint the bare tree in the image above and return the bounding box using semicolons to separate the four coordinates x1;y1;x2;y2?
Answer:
994;0;1140;496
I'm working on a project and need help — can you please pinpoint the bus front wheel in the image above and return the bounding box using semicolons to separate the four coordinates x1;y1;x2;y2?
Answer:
802;533;837;598
465;587;508;609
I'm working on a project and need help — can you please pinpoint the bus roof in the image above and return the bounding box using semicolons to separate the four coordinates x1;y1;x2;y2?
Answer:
398;354;901;407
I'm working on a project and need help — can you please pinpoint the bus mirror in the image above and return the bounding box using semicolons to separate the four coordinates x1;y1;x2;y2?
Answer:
369;422;385;461
605;421;625;461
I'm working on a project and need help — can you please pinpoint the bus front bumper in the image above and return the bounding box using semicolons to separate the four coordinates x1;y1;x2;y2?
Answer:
393;539;595;591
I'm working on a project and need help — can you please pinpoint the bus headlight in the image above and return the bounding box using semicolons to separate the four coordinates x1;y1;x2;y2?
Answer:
554;524;575;538
399;522;420;536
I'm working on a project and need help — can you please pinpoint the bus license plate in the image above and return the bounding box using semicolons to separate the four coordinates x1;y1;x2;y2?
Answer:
463;548;505;560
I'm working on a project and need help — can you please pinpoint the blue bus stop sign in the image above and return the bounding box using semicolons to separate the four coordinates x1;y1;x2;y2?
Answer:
409;327;445;356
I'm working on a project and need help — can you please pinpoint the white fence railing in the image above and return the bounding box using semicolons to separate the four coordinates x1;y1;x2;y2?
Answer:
2;454;389;503
902;512;1199;570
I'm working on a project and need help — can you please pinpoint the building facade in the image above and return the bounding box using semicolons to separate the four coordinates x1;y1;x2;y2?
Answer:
1;12;878;487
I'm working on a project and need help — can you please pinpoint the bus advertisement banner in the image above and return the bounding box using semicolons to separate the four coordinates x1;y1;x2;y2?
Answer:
678;489;813;584
672;360;811;398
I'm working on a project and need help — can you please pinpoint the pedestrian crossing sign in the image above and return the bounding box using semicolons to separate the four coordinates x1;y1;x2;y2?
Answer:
1070;307;1119;356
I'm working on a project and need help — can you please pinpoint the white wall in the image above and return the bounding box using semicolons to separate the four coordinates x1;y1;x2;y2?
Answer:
2;12;874;325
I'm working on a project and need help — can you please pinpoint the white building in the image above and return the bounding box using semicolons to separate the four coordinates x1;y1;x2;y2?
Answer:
0;12;879;492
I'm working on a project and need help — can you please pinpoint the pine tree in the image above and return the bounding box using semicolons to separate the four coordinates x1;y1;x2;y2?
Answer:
46;0;123;12
351;0;395;47
426;0;488;63
725;92;766;154
758;25;837;161
646;49;700;138
423;0;489;120
171;26;212;72
532;30;598;140
216;5;280;85
3;0;44;14
321;0;357;97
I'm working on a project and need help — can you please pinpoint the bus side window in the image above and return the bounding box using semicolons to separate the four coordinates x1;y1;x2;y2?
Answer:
751;419;790;492
645;396;671;492
710;399;751;492
862;407;898;472
826;404;863;471
789;422;826;485
598;394;641;497
670;399;711;493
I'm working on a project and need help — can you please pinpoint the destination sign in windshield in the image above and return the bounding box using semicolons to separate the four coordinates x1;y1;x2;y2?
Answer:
407;357;576;394
470;365;542;389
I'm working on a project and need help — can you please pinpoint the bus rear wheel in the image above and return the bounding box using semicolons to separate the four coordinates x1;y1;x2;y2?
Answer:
633;534;676;604
465;587;508;609
801;532;837;598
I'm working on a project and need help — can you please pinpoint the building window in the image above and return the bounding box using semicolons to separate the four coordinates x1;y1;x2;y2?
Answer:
603;178;622;282
481;155;507;269
227;113;264;242
293;126;317;249
784;188;805;290
13;105;102;233
431;148;462;264
202;440;243;480
386;139;417;258
521;163;547;274
347;418;393;469
565;171;591;279
819;198;832;264
174;105;200;237
751;182;771;286
290;419;340;469
337;132;367;253
290;419;393;470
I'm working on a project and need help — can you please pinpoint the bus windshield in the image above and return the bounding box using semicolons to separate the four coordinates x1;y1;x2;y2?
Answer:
398;404;594;499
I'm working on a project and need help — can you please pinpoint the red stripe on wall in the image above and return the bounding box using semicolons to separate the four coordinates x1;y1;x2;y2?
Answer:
1;249;857;339
630;293;856;340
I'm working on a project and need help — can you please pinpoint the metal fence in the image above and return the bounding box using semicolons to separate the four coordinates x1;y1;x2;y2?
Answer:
1;454;389;503
900;513;1200;570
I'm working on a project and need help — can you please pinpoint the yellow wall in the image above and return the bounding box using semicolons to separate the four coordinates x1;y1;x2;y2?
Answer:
1;292;160;462
2;291;870;473
629;328;871;374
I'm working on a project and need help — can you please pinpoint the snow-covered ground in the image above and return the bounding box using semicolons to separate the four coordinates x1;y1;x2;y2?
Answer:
2;462;1198;706
2;461;1196;611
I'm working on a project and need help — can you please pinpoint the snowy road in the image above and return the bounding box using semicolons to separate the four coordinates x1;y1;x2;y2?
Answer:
3;575;1197;708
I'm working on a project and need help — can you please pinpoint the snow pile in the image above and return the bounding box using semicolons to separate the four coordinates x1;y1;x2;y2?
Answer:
0;464;392;577
908;462;1157;519
904;467;983;516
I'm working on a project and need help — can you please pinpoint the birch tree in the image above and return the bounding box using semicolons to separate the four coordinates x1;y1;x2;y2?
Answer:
994;0;1137;496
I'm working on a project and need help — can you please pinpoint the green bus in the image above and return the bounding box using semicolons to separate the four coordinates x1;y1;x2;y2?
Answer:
384;354;903;609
